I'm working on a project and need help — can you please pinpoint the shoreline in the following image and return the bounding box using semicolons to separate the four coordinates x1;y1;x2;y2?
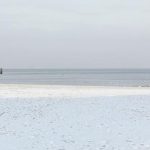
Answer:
1;84;150;98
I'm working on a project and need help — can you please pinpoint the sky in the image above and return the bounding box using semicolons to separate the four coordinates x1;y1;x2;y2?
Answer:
0;0;150;69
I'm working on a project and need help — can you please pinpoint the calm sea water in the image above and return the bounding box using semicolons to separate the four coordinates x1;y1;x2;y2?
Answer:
1;69;150;86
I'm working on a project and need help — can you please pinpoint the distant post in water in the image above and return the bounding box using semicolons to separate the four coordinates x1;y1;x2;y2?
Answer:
0;68;2;74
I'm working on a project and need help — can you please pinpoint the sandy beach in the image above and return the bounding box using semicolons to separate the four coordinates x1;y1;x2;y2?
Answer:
1;84;150;150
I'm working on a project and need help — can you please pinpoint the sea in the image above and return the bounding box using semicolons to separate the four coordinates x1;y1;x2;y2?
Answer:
1;69;150;86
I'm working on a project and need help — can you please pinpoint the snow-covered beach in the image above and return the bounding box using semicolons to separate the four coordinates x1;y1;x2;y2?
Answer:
1;84;150;98
1;84;150;150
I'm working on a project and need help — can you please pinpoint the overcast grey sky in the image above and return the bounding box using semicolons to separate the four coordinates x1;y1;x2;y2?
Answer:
0;0;150;68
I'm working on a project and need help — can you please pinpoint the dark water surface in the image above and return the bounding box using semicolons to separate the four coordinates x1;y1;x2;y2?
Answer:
1;69;150;86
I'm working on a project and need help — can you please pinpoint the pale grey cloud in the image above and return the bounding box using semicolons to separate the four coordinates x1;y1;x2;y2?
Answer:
0;0;150;68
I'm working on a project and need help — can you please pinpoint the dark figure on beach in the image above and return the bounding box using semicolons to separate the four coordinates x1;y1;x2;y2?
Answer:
0;68;2;74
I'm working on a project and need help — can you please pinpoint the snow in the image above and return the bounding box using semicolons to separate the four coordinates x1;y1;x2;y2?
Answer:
0;84;150;98
0;85;150;149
